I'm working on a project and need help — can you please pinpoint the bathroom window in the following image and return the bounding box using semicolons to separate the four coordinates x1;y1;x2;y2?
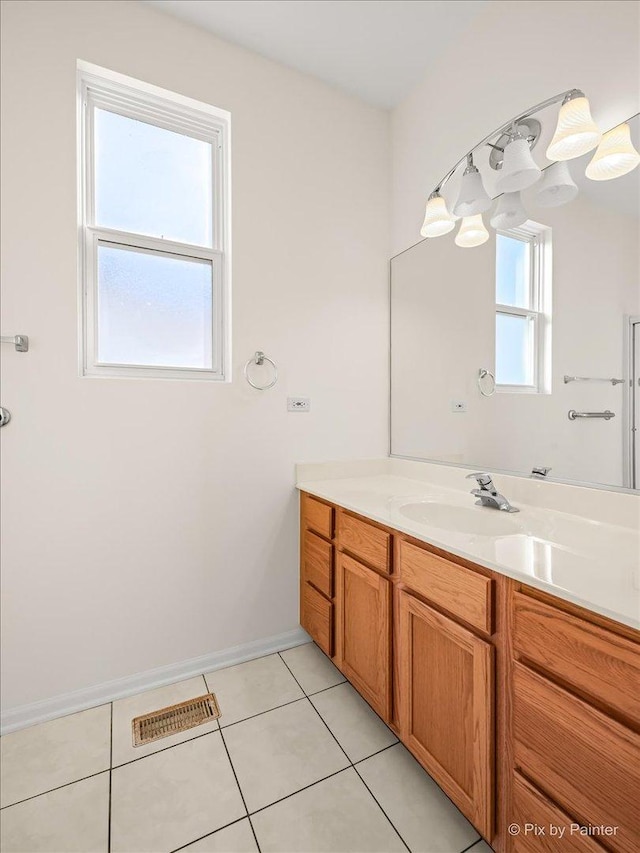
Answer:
494;223;551;393
78;64;231;380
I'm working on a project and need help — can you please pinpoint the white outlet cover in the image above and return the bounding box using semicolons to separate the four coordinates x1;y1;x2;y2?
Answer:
287;397;310;412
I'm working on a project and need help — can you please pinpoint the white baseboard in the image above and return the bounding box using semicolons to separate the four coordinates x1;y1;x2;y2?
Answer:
1;627;311;735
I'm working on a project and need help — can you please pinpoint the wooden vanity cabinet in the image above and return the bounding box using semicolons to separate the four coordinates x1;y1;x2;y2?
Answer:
298;492;640;853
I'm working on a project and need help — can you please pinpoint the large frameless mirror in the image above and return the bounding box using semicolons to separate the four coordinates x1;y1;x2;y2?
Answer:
391;110;640;492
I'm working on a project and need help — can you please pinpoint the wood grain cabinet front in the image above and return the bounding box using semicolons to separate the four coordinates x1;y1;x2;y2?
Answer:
512;662;640;853
305;496;334;540
301;582;333;657
513;592;640;727
303;530;333;599
339;511;391;574
338;553;392;720
398;539;493;635
397;589;494;840
510;773;604;853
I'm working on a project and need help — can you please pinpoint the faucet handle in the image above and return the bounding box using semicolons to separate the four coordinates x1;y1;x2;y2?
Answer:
531;466;552;478
465;472;494;488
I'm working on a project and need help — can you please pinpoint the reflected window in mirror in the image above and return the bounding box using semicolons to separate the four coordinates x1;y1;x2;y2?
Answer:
495;223;552;394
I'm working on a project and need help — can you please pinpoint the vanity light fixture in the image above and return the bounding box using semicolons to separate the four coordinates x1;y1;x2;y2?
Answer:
420;190;456;237
546;91;601;161
455;214;490;248
496;126;542;193
489;192;528;230
418;88;629;245
452;155;492;218
585;122;640;181
535;160;579;207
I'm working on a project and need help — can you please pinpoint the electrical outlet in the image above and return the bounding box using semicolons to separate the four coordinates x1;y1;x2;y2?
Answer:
451;400;467;413
287;397;310;412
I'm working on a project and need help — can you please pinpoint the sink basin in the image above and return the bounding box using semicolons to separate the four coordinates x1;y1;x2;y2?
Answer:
399;501;523;536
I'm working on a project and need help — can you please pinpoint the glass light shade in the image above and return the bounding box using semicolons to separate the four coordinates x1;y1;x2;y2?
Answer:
455;214;489;248
585;123;640;181
496;138;542;192
420;193;456;237
489;192;528;230
535;161;578;207
546;96;601;161
452;168;492;217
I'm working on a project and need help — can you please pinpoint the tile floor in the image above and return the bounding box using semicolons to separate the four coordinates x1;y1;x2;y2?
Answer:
0;641;494;853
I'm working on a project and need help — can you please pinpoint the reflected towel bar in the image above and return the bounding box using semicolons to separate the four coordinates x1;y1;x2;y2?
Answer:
563;375;624;386
0;335;29;352
568;410;615;420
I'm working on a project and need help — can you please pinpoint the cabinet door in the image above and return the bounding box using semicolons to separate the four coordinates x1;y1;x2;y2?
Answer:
339;553;391;720
397;590;494;839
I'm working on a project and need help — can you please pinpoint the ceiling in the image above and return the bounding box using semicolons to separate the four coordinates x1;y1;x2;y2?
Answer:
143;0;488;108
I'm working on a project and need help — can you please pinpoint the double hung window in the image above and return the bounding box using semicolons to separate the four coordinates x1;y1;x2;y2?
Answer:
494;224;551;393
79;65;230;380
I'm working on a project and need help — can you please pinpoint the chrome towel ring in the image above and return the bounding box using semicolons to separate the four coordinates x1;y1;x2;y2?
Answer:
244;351;278;391
478;368;496;397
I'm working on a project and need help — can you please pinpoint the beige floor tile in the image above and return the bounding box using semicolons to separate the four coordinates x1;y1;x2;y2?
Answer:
279;642;346;694
357;744;480;853
111;676;218;767
180;819;258;852
204;654;303;727
0;772;109;853
252;768;406;853
311;682;397;762
0;705;110;808
223;699;349;812
468;842;493;852
111;731;245;853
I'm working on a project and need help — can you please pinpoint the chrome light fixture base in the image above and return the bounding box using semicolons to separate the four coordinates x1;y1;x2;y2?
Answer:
488;119;541;171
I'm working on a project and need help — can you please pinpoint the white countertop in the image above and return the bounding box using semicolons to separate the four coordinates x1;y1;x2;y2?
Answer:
296;460;640;630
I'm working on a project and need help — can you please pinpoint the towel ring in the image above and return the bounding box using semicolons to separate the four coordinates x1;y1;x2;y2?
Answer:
244;351;278;391
478;368;496;397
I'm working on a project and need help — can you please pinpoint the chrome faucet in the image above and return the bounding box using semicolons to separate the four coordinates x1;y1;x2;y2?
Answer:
465;472;519;513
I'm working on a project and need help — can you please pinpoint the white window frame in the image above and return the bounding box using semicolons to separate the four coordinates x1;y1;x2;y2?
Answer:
77;62;231;381
495;222;552;394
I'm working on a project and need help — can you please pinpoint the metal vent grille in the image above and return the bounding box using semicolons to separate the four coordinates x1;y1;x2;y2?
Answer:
132;693;221;747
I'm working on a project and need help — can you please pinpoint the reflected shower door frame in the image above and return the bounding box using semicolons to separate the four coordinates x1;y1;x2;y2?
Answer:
626;315;640;489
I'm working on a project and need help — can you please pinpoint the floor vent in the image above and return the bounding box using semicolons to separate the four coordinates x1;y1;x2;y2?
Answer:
132;693;221;747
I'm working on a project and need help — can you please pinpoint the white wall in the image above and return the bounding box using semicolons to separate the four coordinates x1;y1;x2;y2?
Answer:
0;0;389;712
391;0;640;255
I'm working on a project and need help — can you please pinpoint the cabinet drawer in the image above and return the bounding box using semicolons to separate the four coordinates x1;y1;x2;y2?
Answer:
398;540;492;634
301;582;333;657
513;662;640;853
339;512;391;574
511;773;603;853
303;531;333;598
513;592;640;726
304;495;334;540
